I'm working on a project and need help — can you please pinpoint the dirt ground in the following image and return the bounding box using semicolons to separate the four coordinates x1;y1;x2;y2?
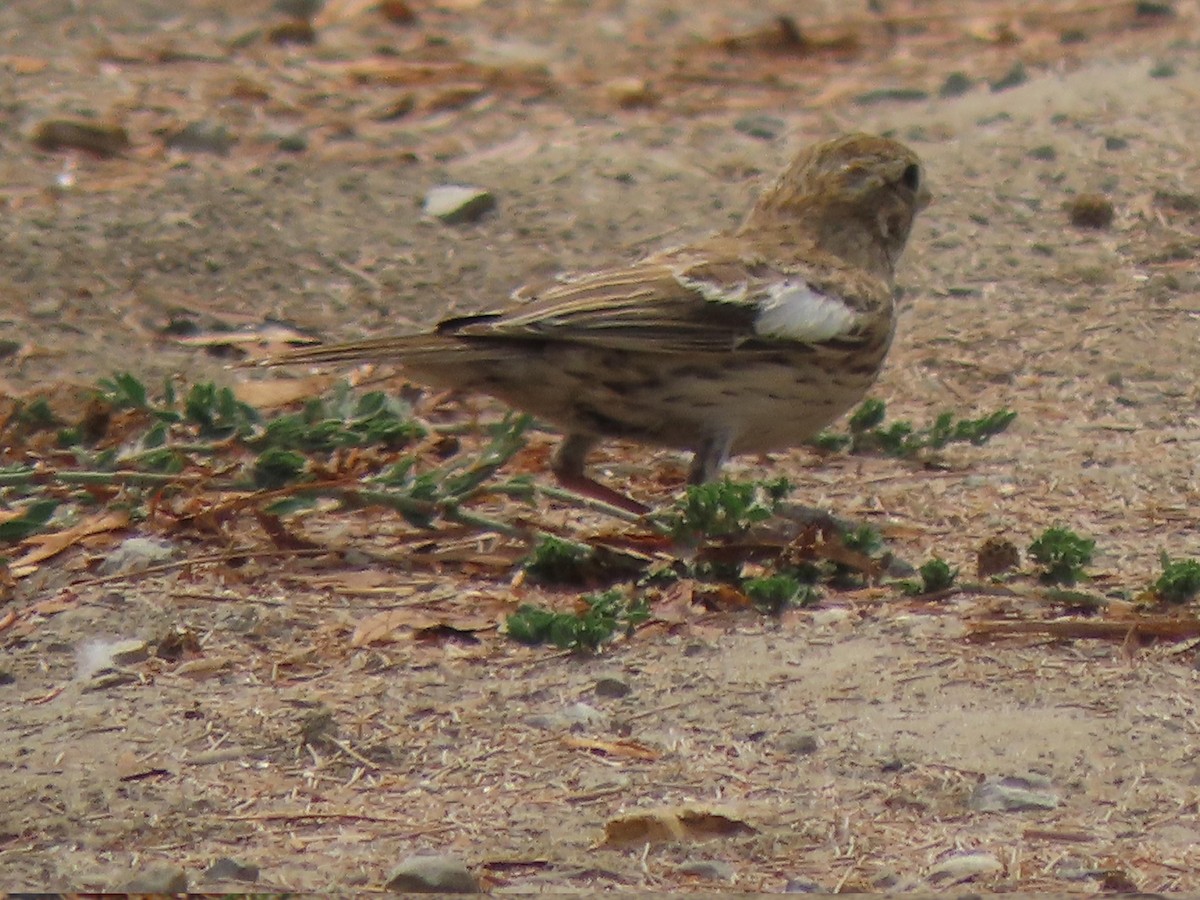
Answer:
3;0;1200;893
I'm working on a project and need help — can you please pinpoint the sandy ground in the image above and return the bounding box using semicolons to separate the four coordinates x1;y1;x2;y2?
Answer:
2;0;1200;892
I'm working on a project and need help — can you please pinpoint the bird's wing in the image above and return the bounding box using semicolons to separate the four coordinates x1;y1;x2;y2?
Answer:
437;254;883;354
261;254;888;367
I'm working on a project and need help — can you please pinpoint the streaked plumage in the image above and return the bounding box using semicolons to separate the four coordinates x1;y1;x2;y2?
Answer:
261;133;929;508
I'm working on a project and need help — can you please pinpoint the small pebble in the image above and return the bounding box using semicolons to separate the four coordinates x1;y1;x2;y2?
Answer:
268;19;316;45
164;120;233;155
124;865;188;893
677;860;734;881
783;875;827;893
1065;193;1115;229
594;675;632;699
81;671;140;693
379;0;418;24
98;537;178;576
776;731;819;756
527;702;605;731
30;298;64;318
385;855;479;893
926;851;1002;885
423;185;496;224
604;77;656;109
77;638;146;680
32;119;129;156
1053;856;1104;881
202;857;260;882
969;774;1059;812
107;638;151;667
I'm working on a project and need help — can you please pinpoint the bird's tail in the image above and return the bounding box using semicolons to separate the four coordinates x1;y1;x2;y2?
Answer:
252;334;513;368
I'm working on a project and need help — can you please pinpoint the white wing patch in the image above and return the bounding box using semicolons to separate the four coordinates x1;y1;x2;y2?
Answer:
674;272;750;304
753;280;857;342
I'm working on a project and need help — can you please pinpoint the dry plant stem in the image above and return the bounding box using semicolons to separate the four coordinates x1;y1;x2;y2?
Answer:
0;468;208;488
68;547;333;588
968;618;1200;643
443;505;527;537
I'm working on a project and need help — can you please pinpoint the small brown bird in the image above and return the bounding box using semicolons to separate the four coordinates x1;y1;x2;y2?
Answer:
263;133;928;509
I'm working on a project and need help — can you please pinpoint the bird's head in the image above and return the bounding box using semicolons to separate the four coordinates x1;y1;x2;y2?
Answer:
741;133;929;279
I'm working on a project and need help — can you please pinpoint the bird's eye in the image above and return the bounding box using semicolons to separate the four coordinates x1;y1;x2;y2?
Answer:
900;163;921;191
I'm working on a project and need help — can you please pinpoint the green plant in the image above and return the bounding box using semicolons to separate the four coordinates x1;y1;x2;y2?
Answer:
254;385;423;452
0;499;58;542
842;524;884;557
814;399;1015;457
742;573;819;614
1;374;528;541
827;523;888;588
1028;527;1094;585
506;589;650;652
523;535;596;584
658;477;790;541
1153;554;1200;604
252;448;309;489
901;556;958;595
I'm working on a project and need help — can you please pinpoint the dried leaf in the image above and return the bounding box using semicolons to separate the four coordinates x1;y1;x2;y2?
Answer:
3;55;49;75
11;510;130;576
175;322;317;351
233;375;337;409
602;805;755;846
562;735;660;761
173;657;231;678
351;604;499;647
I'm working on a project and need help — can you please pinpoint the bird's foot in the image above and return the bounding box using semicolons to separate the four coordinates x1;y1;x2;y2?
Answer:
552;471;650;515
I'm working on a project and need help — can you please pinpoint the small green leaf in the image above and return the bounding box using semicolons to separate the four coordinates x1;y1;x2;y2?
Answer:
1154;554;1200;604
0;499;58;542
848;397;887;432
742;574;819;614
253;448;307;489
660;477;790;541
523;535;595;585
1029;527;1094;585
902;556;958;595
98;372;149;409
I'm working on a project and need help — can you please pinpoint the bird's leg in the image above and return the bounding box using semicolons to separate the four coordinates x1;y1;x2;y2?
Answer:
687;432;735;484
551;432;649;514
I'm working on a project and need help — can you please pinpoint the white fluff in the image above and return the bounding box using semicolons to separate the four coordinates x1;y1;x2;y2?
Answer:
754;280;857;342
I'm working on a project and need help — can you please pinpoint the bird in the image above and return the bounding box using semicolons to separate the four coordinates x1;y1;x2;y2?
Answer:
258;133;929;511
